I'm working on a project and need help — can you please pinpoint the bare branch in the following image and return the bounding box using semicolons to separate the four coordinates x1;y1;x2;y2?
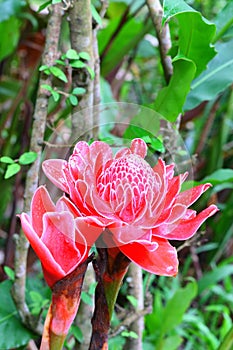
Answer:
146;0;173;83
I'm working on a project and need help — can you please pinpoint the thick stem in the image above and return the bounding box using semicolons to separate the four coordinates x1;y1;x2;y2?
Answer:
40;256;92;350
89;247;130;350
68;0;94;142
12;3;63;334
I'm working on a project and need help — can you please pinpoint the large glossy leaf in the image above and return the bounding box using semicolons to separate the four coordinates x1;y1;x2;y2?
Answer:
0;280;35;349
162;0;196;24
184;40;233;110
154;58;196;122
163;0;216;77
176;12;216;77
0;0;26;22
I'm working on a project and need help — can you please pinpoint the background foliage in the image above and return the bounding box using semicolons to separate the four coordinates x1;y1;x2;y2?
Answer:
0;0;233;349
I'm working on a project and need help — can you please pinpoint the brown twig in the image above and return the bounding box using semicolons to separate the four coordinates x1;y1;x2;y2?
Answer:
12;3;63;334
146;0;173;84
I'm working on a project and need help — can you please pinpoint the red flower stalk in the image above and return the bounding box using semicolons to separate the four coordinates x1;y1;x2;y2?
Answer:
43;138;218;276
19;186;102;349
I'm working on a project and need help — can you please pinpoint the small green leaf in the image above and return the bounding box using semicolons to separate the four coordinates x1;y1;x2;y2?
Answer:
4;163;21;179
41;84;53;92
0;156;14;164
29;291;43;303
51;90;60;102
69;95;78;106
121;331;138;339
72;87;86;95
3;266;15;281
88;282;98;295
91;4;102;26
70;60;86;69
38;0;52;12
66;49;80;60
71;325;83;343
79;52;91;61
39;65;49;71
49;66;68;83
86;65;95;79
126;295;138;308
19;152;37;165
55;59;66;66
52;0;62;3
81;291;93;305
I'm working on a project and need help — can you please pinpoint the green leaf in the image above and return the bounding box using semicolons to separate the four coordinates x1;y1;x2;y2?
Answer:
66;49;80;60
0;156;14;164
29;291;43;303
176;12;216;77
38;0;52;12
161;281;197;334
121;331;138;339
52;0;62;3
217;326;233;350
91;4;102;26
185;40;233;110
0;17;21;61
51;90;60;102
41;84;53;92
162;335;183;350
0;0;26;22
72;87;86;95
4;163;21;179
198;265;233;294
162;0;196;25
69;94;78;106
99;17;151;77
0;280;35;349
154;58;196;122
49;66;68;83
71;325;83;343
88;282;97;295
70;60;86;69
214;0;233;42
126;295;138;308
79;51;91;61
81;291;93;305
3;266;15;281
19;152;37;165
202;169;233;185
39;65;49;71
86;66;95;80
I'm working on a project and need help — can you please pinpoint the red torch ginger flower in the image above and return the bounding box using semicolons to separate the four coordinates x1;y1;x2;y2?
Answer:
43;138;218;277
19;186;102;287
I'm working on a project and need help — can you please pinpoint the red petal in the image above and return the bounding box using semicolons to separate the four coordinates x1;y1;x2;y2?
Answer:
119;238;178;276
130;138;147;158
19;213;65;286
31;186;55;237
41;212;83;274
152;204;219;240
176;183;212;207
42;159;69;192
